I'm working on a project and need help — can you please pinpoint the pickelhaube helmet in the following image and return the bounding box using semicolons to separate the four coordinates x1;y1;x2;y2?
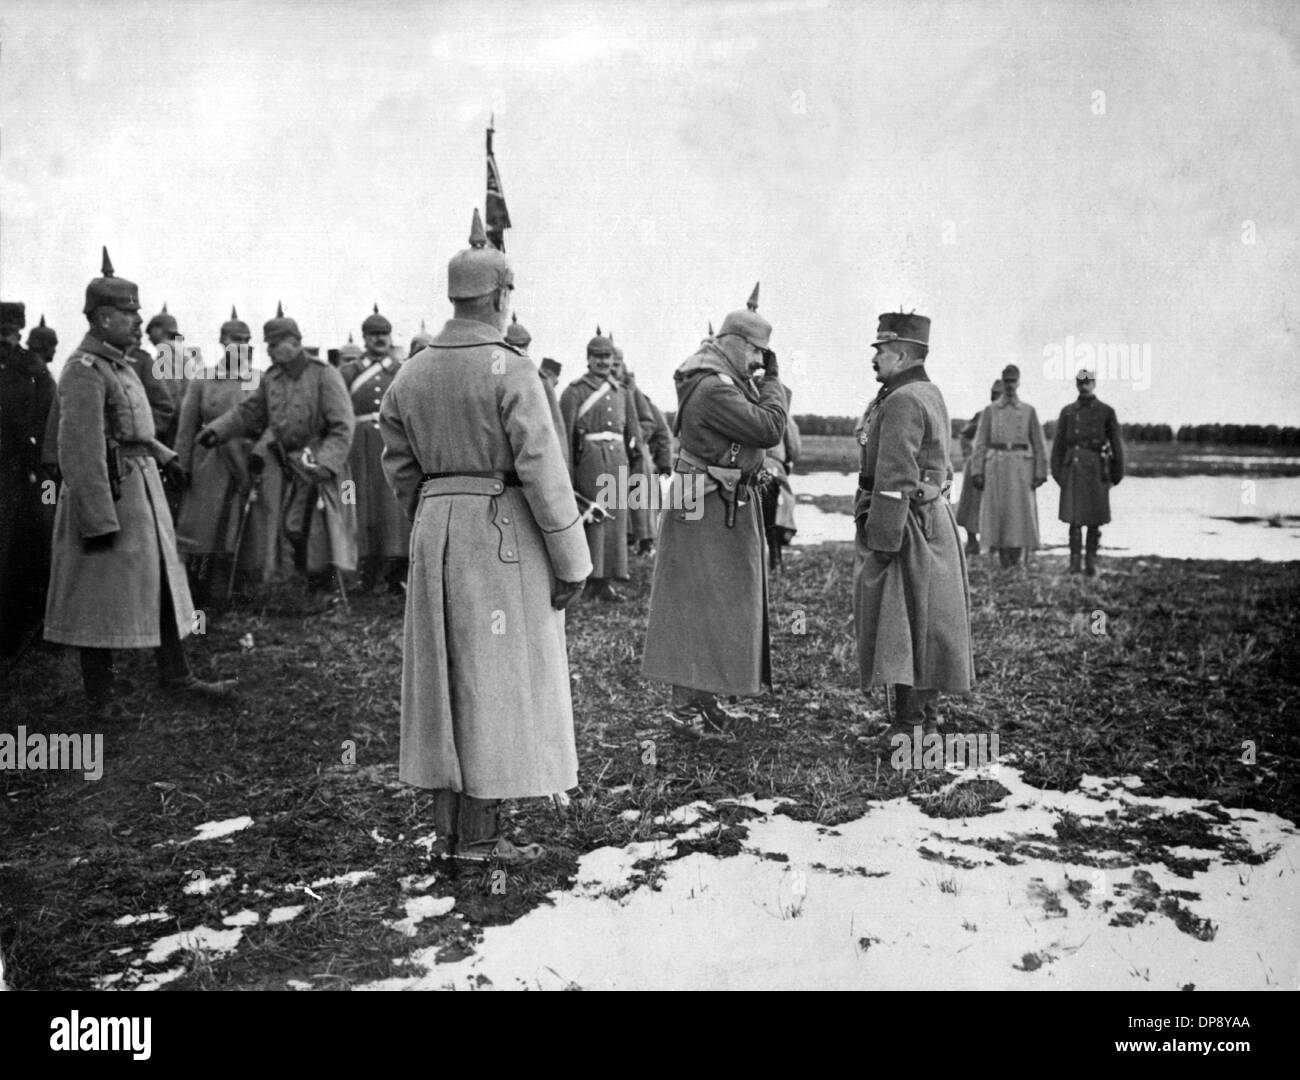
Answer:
408;320;434;355
263;300;301;345
27;314;57;351
717;282;772;349
338;332;364;361
447;208;513;299
587;324;613;356
220;305;251;339
146;301;179;337
83;247;141;316
505;312;531;348
362;303;392;335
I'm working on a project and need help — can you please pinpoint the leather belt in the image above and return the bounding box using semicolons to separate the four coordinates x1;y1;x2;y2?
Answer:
988;442;1029;451
118;442;155;457
422;470;520;486
584;431;621;442
355;412;380;424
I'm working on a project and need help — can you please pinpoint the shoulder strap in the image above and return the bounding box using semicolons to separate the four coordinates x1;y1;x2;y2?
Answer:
576;380;613;423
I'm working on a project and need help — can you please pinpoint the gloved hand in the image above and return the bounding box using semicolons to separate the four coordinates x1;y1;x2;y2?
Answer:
197;426;221;448
162;458;188;495
761;348;779;379
248;453;265;476
82;531;116;553
872;549;895;566
1032;478;1045;489
551;579;585;610
971;474;984;491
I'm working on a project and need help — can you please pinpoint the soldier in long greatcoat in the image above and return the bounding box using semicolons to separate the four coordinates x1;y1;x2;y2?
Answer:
1051;368;1124;576
380;209;590;863
197;306;357;592
559;331;642;601
340;305;409;595
853;312;972;733
0;303;57;655
641;284;788;738
609;347;671;557
968;363;1048;568
43;251;234;715
174;308;267;605
954;378;1003;555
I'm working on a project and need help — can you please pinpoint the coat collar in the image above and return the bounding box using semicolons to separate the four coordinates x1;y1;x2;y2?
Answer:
870;363;930;404
430;318;509;349
996;393;1022;408
77;332;129;367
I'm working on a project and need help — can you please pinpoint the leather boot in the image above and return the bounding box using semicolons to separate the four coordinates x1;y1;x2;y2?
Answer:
1068;526;1083;573
431;790;459;857
1085;528;1100;577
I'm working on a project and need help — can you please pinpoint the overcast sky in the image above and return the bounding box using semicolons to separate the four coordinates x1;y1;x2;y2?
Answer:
2;0;1298;424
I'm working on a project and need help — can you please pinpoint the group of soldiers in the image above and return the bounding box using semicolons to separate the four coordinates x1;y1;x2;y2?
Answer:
1;210;1122;865
955;364;1125;575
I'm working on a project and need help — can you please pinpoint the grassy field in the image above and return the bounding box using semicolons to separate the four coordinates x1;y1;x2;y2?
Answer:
798;434;1300;476
1;548;1297;990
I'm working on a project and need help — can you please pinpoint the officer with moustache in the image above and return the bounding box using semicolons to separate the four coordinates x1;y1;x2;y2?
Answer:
853;312;972;735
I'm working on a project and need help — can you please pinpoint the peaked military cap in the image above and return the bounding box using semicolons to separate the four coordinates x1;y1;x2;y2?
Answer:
0;301;26;330
872;310;929;348
540;357;562;378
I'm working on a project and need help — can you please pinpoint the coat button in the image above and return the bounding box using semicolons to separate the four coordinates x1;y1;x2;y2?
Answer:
501;516;510;524
504;549;514;558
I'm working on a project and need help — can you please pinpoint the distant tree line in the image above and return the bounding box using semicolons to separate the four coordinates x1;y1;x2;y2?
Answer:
793;415;1300;448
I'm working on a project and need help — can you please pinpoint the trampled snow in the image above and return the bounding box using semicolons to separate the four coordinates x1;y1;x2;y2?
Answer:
354;767;1299;991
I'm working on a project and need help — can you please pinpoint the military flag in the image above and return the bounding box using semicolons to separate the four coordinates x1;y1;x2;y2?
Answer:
485;115;511;252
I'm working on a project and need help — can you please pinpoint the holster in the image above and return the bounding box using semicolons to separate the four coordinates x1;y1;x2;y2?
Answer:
106;437;122;502
705;465;744;528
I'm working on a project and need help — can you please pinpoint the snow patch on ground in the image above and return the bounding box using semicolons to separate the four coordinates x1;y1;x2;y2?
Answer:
354;767;1300;991
388;895;457;937
221;910;261;927
189;816;254;842
182;871;234;896
266;905;305;925
307;870;375;889
113;911;168;927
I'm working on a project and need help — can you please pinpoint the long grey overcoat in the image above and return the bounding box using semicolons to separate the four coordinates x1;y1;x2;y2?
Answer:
641;343;788;696
968;395;1048;549
1051;396;1125;526
174;365;269;569
44;334;194;648
853;367;973;693
205;352;357;576
380;319;592;799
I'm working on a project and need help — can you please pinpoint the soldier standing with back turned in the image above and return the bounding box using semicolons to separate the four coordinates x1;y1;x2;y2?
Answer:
379;209;590;863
